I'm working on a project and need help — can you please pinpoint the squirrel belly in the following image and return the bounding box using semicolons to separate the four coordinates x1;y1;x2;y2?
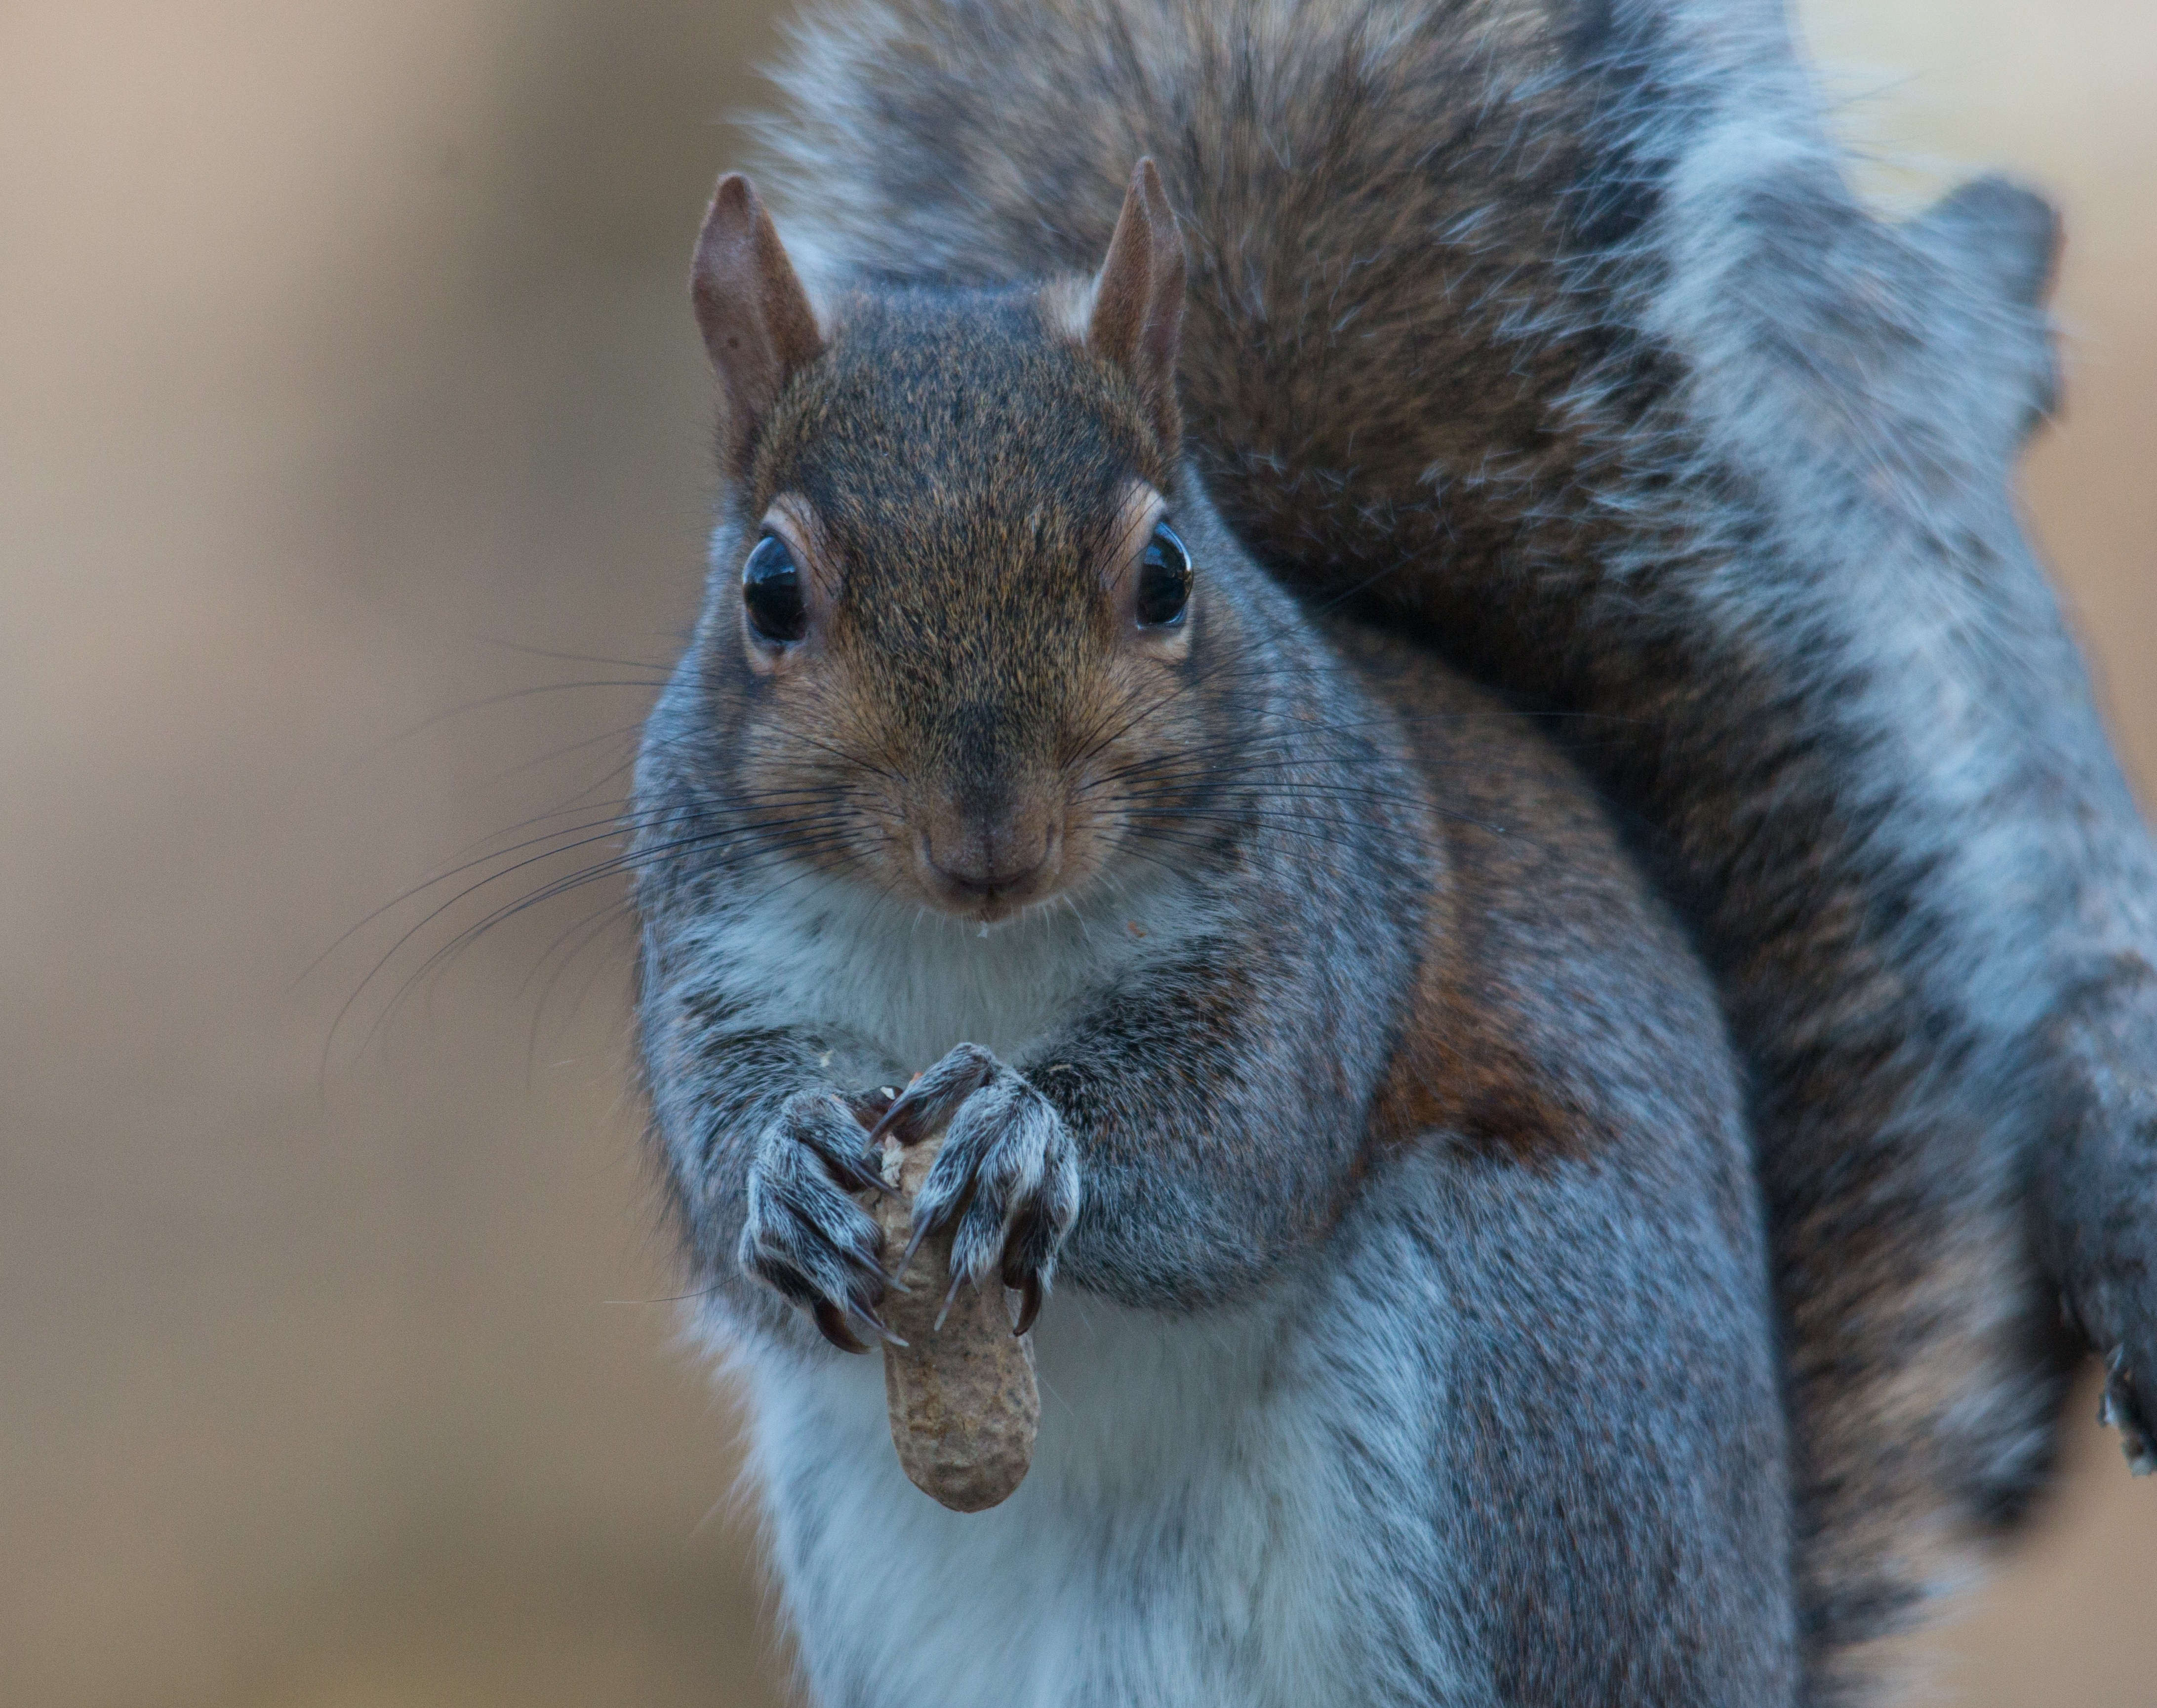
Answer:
728;1272;1381;1707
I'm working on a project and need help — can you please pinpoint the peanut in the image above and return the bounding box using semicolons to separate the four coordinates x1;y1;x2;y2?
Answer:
866;1133;1039;1512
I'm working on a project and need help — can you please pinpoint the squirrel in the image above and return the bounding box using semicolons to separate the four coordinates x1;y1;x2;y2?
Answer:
634;161;1797;1702
719;0;2157;1698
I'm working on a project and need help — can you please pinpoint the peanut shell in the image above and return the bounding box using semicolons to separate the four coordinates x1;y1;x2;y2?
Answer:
867;1134;1039;1511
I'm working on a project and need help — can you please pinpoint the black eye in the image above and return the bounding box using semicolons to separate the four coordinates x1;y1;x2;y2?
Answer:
742;533;807;643
1135;521;1192;629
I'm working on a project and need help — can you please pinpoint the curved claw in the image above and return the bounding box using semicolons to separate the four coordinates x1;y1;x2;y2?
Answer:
1009;1271;1043;1337
832;1150;903;1200
866;1044;998;1149
848;1301;908;1349
897;1213;942;1285
813;1299;871;1354
933;1271;968;1333
834;1241;897;1303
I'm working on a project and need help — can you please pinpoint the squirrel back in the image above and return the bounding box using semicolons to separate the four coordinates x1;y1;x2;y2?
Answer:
748;0;2157;1697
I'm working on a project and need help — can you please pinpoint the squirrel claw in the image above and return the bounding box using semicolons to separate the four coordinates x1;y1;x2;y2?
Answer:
813;1299;872;1353
897;1217;940;1288
1009;1271;1043;1336
835;1152;904;1200
867;1044;997;1148
848;1301;908;1349
933;1271;968;1333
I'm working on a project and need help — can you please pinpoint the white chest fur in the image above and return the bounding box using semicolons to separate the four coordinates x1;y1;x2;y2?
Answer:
721;1284;1380;1708
683;871;1458;1703
682;866;1203;1072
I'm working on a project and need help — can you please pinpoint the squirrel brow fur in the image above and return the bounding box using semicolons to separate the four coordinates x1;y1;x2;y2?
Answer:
752;288;1163;567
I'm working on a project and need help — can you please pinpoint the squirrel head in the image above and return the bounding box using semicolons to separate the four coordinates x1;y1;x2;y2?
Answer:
686;163;1213;926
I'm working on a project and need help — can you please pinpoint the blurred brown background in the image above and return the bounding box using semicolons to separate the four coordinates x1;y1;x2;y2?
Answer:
1;3;2148;1704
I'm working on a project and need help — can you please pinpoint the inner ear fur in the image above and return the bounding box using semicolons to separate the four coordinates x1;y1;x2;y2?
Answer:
1086;159;1186;459
691;172;824;477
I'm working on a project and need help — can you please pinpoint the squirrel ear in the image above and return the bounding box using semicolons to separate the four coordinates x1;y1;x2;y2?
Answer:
691;173;824;477
1087;159;1186;457
1915;174;2064;311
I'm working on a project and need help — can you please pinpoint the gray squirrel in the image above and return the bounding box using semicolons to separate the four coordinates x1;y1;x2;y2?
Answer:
629;1;2157;1703
639;160;1796;1703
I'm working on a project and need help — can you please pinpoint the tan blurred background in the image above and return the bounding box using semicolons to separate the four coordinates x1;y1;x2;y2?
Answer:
0;3;2148;1704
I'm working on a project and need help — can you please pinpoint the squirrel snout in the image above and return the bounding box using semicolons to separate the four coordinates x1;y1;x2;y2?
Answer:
917;810;1064;916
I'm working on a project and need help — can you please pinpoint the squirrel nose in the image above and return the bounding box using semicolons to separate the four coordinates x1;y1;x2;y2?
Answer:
921;812;1059;901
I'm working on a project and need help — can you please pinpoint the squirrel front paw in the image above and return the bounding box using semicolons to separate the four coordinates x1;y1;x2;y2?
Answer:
868;1042;1080;1334
739;1087;905;1354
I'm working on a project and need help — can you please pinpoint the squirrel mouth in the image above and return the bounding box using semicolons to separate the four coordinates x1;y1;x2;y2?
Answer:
919;863;1059;925
912;823;1065;923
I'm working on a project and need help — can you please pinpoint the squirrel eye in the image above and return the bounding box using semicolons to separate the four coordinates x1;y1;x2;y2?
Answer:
742;533;807;643
1135;521;1192;629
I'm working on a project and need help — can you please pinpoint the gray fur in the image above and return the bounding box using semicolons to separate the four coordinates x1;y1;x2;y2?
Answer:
742;1;2157;1697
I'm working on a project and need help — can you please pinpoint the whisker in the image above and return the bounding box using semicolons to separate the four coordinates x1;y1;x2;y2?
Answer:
521;897;637;1072
330;805;877;1059
463;632;680;674
349;678;670;770
356;821;871;1057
